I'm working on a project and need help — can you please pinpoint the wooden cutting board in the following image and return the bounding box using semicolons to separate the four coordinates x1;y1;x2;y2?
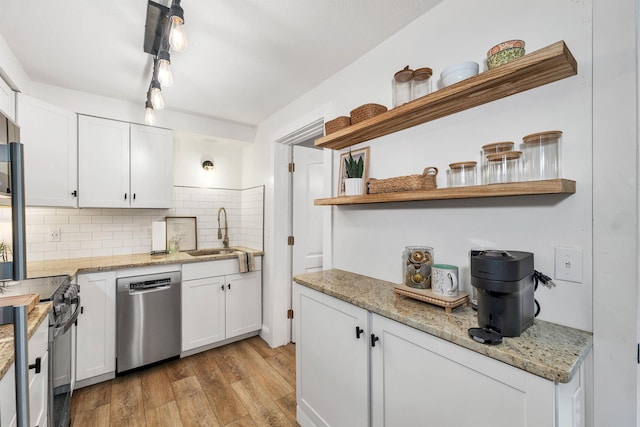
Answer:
0;294;40;313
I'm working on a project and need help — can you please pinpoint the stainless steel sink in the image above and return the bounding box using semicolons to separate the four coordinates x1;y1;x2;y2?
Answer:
186;248;236;256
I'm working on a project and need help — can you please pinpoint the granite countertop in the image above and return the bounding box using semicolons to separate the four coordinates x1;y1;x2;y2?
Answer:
26;246;264;278
0;303;52;379
293;269;593;384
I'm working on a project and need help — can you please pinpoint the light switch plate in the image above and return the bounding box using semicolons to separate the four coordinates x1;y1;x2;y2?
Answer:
555;246;583;283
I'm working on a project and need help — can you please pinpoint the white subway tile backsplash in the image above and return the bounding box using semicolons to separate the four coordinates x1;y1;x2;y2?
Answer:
19;186;264;261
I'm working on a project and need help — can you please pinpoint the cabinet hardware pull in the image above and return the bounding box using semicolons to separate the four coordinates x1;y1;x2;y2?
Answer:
80;306;84;314
371;334;379;347
227;283;231;290
124;193;128;200
356;326;364;339
71;190;77;197
221;284;225;291
133;193;136;200
29;357;41;374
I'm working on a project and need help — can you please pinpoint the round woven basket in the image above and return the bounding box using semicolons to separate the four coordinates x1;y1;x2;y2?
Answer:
325;116;351;135
350;103;388;125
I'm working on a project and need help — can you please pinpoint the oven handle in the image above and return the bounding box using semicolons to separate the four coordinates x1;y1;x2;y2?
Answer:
52;296;81;339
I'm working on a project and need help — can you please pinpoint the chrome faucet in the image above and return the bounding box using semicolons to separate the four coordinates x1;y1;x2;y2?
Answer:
217;207;229;248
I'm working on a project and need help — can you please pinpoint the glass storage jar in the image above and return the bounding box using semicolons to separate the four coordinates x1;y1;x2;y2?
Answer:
481;142;514;184
411;67;433;100
485;151;522;184
393;65;413;107
448;161;477;187
522;130;562;180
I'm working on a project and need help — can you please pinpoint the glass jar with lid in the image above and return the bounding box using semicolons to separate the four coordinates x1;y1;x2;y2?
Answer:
522;130;562;181
448;161;477;187
481;141;514;184
411;67;433;100
393;65;413;108
485;151;522;184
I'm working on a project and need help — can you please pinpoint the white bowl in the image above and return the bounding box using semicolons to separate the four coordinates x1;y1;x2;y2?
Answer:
440;61;479;87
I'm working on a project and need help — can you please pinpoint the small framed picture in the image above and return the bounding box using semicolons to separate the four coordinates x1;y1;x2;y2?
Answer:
338;146;370;196
165;216;197;251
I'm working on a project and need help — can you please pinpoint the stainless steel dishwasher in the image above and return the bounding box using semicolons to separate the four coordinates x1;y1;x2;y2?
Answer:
116;270;181;374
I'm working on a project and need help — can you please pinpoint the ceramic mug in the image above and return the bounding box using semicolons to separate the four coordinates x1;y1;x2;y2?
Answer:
432;264;459;297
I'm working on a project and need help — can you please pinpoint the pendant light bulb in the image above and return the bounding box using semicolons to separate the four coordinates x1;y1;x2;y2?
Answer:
169;17;188;51
150;83;165;110
157;57;173;87
145;104;156;125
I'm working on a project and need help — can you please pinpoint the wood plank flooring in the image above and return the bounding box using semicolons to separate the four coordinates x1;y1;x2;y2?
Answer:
71;337;298;427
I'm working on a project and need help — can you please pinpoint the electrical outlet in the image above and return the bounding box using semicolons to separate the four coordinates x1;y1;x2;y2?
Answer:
554;246;583;283
48;228;61;242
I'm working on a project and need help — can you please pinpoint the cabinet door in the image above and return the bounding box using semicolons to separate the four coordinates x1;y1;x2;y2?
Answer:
182;276;226;351
0;364;16;426
0;77;15;120
294;284;369;427
225;271;261;338
76;272;116;381
17;93;78;207
78;116;130;208
130;124;173;208
370;313;555;427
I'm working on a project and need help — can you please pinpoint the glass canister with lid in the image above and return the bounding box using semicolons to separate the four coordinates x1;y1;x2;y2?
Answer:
522;130;563;180
411;67;433;100
393;65;414;108
448;161;477;187
481;141;514;184
485;150;522;184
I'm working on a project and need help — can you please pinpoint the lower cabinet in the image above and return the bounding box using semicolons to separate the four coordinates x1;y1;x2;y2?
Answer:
0;317;49;427
294;284;586;427
75;272;116;383
182;258;262;352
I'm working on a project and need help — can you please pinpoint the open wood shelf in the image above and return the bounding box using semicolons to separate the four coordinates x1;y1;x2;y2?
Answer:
315;41;577;150
314;179;575;206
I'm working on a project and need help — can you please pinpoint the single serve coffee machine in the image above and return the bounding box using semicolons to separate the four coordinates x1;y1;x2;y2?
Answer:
470;250;535;337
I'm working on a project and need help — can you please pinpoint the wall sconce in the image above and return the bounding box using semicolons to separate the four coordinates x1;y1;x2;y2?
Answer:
202;160;215;171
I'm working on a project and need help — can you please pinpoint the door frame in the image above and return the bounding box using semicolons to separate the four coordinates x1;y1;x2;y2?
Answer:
271;105;334;346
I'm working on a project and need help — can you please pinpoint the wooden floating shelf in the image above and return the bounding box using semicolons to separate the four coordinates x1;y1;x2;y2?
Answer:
315;41;577;150
314;179;576;206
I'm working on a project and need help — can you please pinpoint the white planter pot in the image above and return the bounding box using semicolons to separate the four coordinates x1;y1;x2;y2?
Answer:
345;178;364;196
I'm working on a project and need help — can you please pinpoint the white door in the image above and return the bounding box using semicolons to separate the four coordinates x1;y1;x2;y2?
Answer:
292;144;325;275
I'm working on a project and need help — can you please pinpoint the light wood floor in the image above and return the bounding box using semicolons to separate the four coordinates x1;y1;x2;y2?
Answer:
71;336;298;427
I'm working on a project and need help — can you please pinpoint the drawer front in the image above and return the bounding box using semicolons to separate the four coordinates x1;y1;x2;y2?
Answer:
182;259;239;280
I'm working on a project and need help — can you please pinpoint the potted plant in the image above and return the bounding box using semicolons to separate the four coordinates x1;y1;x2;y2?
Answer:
344;150;364;196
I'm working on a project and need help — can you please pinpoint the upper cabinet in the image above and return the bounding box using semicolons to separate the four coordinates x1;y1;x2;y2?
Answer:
17;93;79;207
0;77;15;121
315;41;577;150
78;115;173;208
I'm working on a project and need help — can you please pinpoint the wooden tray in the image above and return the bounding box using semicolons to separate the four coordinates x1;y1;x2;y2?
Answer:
0;294;40;313
394;284;468;313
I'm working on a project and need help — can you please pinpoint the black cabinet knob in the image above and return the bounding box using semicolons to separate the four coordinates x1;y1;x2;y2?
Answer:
29;357;41;374
71;190;77;197
371;334;379;347
356;326;364;339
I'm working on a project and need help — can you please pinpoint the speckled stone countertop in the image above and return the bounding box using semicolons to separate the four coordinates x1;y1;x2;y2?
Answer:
293;269;592;384
26;246;264;278
0;303;52;379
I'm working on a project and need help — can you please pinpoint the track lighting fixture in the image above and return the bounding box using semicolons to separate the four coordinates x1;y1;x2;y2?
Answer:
169;0;188;51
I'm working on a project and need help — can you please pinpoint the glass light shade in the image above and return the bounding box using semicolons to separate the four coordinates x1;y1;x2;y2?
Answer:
157;58;173;87
169;18;188;51
145;106;156;125
150;87;165;110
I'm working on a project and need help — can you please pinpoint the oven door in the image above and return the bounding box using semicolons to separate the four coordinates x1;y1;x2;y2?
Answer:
49;296;80;427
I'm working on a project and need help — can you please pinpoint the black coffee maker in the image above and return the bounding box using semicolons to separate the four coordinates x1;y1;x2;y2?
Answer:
470;250;535;337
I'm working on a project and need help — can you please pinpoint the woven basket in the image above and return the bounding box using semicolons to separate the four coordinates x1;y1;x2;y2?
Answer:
350;103;388;124
368;167;438;194
325;116;351;135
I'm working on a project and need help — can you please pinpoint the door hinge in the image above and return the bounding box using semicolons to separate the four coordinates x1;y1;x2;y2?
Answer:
288;236;294;245
288;162;295;172
287;309;294;319
637;343;639;364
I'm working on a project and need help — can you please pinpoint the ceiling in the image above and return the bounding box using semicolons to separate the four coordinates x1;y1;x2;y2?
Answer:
0;1;440;127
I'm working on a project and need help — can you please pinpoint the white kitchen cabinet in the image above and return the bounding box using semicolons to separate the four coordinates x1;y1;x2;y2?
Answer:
295;284;586;427
181;258;262;353
76;271;116;383
17;93;78;207
0;317;50;427
0;77;15;121
294;284;370;427
78;115;173;208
